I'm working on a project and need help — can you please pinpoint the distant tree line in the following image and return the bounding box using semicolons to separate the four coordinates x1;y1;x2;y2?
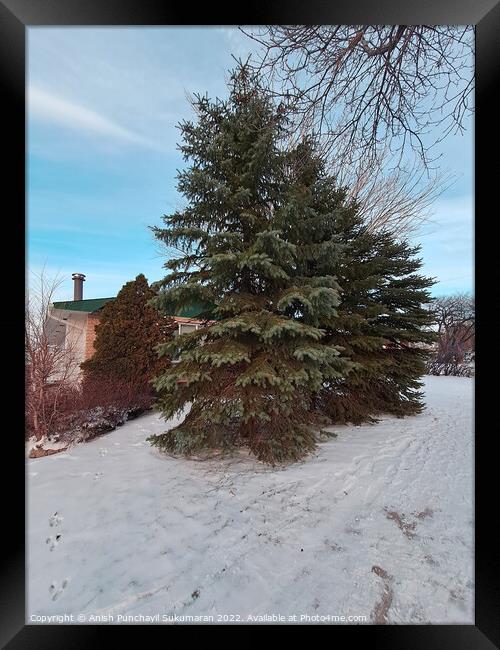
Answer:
427;293;475;377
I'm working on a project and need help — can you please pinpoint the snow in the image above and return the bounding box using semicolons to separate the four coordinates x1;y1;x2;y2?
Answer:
27;437;69;454
27;376;474;625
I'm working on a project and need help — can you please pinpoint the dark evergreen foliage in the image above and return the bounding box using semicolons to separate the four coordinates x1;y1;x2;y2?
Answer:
81;274;177;386
149;69;350;463
320;231;437;423
281;141;437;423
149;67;436;463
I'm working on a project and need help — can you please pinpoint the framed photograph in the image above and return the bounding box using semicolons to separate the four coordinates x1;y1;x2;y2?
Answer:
2;0;495;646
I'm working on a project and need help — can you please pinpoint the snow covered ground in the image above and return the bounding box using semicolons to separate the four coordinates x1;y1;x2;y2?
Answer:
27;376;474;625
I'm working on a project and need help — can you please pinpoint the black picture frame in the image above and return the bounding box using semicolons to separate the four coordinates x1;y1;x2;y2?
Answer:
2;1;495;646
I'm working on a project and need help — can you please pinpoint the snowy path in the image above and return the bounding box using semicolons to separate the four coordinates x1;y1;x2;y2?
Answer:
27;376;473;624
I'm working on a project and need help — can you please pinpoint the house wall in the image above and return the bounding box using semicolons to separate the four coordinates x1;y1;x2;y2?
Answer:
85;313;101;360
86;314;208;343
173;316;208;335
46;308;210;383
47;307;88;383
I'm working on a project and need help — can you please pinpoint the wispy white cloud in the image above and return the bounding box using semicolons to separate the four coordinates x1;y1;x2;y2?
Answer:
28;85;161;151
416;195;473;250
27;28;241;160
215;27;255;59
412;194;473;295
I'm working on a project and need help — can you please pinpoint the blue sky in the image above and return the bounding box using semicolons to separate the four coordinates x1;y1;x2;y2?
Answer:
27;27;473;302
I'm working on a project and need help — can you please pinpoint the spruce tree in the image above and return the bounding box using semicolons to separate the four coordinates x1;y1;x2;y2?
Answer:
149;68;349;463
81;274;176;386
279;141;436;423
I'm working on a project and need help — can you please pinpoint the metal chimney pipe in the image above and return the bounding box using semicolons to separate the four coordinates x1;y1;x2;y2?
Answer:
72;273;86;301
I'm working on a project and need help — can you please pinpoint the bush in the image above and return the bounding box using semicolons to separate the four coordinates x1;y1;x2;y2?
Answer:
81;274;176;385
26;377;155;444
427;351;475;377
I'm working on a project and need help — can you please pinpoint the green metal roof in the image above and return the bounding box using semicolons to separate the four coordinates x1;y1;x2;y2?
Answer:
163;300;215;319
52;297;215;318
52;297;115;313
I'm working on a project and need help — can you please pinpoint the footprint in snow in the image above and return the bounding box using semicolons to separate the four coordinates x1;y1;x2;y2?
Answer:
49;578;69;601
49;511;63;527
46;534;62;551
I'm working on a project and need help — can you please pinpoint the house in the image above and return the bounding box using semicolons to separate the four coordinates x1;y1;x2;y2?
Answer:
46;273;210;381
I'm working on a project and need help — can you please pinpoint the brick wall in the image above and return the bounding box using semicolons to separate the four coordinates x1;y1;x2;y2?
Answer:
84;313;101;360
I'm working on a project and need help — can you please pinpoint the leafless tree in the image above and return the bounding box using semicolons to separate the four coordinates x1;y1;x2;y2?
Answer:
328;145;454;236
25;270;83;440
428;293;475;376
241;25;474;171
278;126;454;237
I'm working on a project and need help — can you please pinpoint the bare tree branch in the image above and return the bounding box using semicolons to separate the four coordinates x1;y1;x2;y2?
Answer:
241;25;474;172
26;269;84;440
427;293;475;376
329;147;455;236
